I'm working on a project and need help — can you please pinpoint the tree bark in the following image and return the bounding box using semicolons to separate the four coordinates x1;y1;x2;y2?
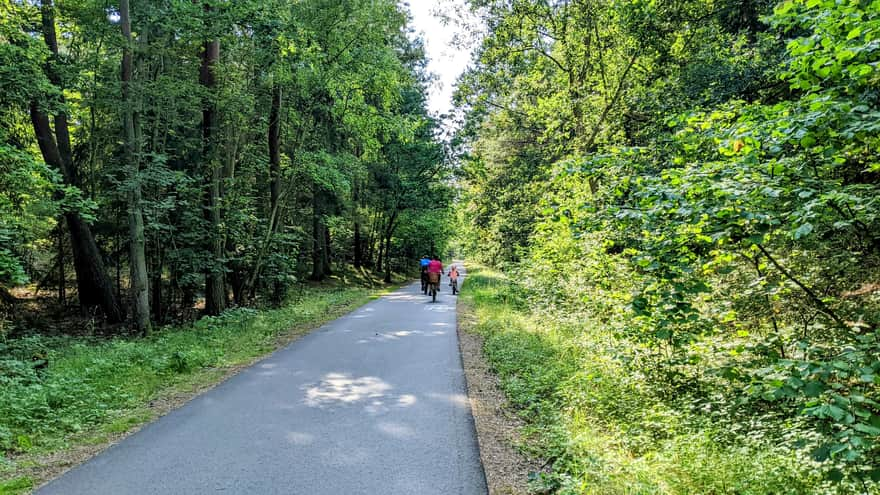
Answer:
269;85;282;222
352;180;362;268
31;1;124;323
200;29;225;315
382;210;398;283
121;0;151;334
383;232;392;283
151;243;163;324
323;223;332;277
354;221;362;268
310;191;325;281
57;224;65;305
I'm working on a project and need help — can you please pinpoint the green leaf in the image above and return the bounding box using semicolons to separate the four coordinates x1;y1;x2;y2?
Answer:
793;223;813;240
853;423;880;436
811;444;830;461
826;469;844;482
803;381;824;397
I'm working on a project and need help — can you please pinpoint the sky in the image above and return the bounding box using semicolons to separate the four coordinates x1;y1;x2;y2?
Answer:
405;1;473;117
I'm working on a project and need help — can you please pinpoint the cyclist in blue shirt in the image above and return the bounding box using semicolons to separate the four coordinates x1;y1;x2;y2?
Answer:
419;255;431;293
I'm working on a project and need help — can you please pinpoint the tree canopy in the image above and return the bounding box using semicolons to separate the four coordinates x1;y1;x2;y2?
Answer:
0;0;451;328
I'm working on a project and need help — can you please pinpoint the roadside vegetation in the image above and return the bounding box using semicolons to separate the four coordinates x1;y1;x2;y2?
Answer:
454;0;879;491
463;266;858;494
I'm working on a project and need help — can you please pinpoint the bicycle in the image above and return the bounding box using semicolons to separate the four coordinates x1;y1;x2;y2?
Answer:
427;272;440;302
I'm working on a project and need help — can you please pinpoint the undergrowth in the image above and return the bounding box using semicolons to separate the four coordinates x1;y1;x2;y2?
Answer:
461;265;863;494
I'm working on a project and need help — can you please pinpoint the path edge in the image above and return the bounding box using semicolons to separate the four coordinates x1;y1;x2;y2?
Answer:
456;279;538;495
21;283;406;494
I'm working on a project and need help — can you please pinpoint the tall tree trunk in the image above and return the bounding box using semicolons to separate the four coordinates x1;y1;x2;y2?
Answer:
121;0;150;334
383;232;392;283
382;210;397;283
364;212;378;268
31;0;123;323
57;224;65;305
352;181;362;268
269;85;282;225
353;221;362;268
200;31;225;315
151;242;163;324
310;191;325;281
323;224;332;277
375;232;384;273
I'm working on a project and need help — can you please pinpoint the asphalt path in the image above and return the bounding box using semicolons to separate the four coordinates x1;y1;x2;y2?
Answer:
38;266;486;494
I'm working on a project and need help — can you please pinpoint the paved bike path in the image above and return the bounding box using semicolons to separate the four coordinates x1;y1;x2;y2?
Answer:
38;268;486;494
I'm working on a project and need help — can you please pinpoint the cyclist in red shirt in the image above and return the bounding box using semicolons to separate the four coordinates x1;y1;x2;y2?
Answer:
427;256;443;292
427;256;443;275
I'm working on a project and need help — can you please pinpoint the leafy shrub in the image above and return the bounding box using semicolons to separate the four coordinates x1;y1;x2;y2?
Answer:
463;267;872;494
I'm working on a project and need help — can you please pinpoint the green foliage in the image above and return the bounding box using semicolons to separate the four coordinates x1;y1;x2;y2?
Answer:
0;476;33;495
456;0;880;488
1;0;448;323
462;267;825;494
0;139;61;286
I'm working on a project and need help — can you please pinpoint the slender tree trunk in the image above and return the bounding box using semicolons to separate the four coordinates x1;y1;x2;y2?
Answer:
364;213;377;268
31;1;123;323
121;0;150;334
57;224;65;305
382;211;397;283
354;221;362;268
269;85;282;223
200;31;225;315
383;232;392;283
376;234;384;272
323;224;332;277
310;191;325;281
151;243;163;324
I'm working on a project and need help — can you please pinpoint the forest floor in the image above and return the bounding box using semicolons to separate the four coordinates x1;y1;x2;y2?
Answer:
0;268;409;494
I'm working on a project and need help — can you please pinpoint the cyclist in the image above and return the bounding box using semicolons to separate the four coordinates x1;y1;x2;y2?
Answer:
448;265;460;295
419;254;431;293
426;256;444;297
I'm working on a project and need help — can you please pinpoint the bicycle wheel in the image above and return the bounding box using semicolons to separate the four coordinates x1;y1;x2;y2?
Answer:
432;284;436;303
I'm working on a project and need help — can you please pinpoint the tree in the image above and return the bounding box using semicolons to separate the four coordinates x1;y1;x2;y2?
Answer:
27;0;124;322
119;0;150;333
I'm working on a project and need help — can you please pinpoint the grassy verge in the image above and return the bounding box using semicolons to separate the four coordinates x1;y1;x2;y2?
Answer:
0;277;404;494
460;265;828;495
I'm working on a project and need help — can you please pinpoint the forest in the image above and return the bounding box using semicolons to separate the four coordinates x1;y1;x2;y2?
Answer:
0;0;451;331
1;0;451;490
453;0;879;492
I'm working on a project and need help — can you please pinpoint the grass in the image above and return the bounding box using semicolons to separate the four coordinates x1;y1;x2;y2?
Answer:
0;274;405;494
460;265;833;495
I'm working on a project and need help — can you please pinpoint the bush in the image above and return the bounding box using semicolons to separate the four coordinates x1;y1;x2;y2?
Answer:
463;266;866;494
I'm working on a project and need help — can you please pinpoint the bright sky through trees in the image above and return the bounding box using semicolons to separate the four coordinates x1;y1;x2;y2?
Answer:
405;0;471;116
